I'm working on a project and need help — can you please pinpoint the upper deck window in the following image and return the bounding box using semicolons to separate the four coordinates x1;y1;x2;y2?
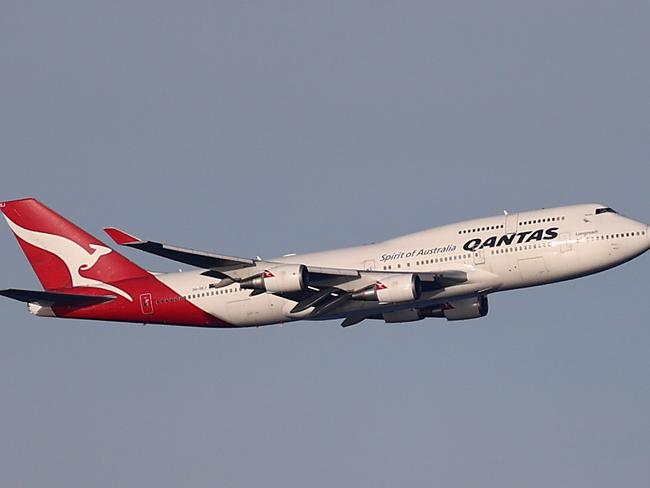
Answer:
595;207;617;215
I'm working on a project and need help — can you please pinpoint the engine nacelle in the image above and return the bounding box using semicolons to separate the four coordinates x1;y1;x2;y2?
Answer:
240;264;309;293
442;296;489;321
352;274;421;303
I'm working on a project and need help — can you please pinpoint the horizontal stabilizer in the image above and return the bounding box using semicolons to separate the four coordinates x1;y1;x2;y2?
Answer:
0;288;116;306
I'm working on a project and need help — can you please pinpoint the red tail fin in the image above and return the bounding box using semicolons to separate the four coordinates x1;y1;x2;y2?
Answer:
1;198;149;291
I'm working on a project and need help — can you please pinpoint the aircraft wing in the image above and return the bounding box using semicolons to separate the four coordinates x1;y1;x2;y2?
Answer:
282;269;467;316
104;227;258;277
104;227;468;311
104;227;364;283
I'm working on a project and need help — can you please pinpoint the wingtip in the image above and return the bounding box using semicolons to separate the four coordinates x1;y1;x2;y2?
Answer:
103;227;142;245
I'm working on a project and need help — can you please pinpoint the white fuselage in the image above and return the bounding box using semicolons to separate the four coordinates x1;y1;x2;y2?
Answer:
156;204;650;326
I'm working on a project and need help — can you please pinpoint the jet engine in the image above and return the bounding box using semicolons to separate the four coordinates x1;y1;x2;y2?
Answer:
439;296;489;321
352;274;421;303
380;297;489;323
240;264;309;293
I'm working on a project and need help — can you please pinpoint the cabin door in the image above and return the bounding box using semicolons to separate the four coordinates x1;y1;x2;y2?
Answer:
505;212;519;235
139;293;154;315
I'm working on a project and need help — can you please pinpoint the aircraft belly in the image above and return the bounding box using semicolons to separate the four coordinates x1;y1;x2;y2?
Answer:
214;293;289;327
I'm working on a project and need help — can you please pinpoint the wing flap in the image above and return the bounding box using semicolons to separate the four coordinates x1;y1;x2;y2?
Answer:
290;287;341;314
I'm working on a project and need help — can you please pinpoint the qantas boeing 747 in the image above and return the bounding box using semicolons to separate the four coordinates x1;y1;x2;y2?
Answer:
1;198;648;327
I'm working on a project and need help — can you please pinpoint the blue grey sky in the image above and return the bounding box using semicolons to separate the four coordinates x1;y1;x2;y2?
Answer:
1;1;649;486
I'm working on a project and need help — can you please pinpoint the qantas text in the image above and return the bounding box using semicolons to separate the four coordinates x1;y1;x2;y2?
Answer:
463;227;559;252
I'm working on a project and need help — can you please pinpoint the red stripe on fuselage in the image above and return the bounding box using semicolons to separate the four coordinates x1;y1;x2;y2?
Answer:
51;274;232;328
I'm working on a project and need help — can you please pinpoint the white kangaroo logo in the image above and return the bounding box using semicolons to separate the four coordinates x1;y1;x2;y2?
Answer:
3;215;133;301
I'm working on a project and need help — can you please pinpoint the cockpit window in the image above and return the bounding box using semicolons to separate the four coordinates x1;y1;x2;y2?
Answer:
595;207;617;215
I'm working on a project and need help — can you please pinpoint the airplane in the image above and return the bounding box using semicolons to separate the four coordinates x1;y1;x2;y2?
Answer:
1;198;648;328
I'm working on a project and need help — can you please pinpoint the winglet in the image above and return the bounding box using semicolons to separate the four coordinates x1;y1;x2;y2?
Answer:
104;227;142;246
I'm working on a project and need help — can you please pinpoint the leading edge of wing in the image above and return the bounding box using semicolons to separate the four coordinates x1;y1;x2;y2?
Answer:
104;227;256;271
104;228;363;281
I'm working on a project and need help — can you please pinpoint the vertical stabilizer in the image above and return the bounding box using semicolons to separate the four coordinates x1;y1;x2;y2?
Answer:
1;198;149;295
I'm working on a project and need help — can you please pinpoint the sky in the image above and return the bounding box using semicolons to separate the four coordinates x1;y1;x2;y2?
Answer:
1;1;649;486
